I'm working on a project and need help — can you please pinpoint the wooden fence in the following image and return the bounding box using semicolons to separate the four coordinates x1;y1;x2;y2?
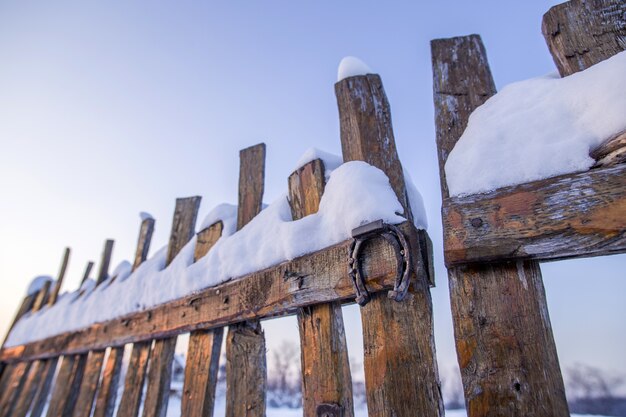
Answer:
0;55;442;417
1;1;625;416
431;1;625;416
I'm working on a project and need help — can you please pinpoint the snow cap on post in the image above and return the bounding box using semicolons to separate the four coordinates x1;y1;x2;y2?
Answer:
337;56;373;81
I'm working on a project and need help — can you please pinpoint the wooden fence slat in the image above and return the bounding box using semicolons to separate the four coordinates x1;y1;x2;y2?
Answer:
46;355;88;417
96;240;115;287
49;247;71;306
226;143;267;417
143;197;201;417
110;217;155;417
72;350;106;417
542;0;626;77
335;72;443;417
442;163;626;266
180;222;226;417
80;262;95;287
32;281;52;312
116;342;152;417
1;222;410;363
0;361;31;417
288;159;354;417
93;347;123;417
11;359;46;417
29;358;59;417
142;338;176;417
431;35;568;416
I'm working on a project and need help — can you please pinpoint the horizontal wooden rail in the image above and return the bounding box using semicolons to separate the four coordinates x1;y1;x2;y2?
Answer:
1;221;422;363
443;163;626;266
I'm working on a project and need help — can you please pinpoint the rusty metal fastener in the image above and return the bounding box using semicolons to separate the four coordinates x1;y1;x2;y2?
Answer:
348;220;412;306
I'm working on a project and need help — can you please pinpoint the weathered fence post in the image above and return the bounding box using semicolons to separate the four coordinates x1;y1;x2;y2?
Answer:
431;35;569;417
181;220;225;417
114;216;156;417
335;74;444;416
48;248;71;306
226;143;267;417
288;159;354;417
143;197;201;417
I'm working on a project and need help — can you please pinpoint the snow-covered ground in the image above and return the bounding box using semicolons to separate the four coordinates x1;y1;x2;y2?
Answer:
7;150;427;347
445;50;626;197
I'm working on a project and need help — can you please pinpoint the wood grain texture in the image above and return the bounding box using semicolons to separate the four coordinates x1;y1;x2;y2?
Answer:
336;72;443;416
96;240;115;287
49;248;70;306
542;0;626;77
443;163;626;265
0;360;31;417
237;143;266;230
133;217;155;270
72;350;106;417
593;130;626;167
142;338;176;417
182;328;224;417
0;222;415;363
227;144;267;417
93;347;123;417
28;358;58;417
180;222;226;417
432;35;569;417
143;196;201;417
289;159;354;417
116;342;151;417
46;354;88;417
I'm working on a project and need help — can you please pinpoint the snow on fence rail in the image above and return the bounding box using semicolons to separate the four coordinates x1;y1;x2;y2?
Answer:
0;56;441;417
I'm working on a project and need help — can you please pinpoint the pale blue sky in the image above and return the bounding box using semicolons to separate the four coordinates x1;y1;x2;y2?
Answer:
0;0;624;394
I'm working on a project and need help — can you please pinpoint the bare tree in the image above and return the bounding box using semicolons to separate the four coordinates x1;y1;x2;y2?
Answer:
566;363;625;416
267;341;301;408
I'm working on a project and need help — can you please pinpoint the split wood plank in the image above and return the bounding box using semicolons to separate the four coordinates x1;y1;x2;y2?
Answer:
92;347;123;417
46;354;88;417
96;240;115;287
72;350;106;417
49;247;71;306
542;0;626;77
180;221;226;417
112;216;156;417
226;143;267;417
1;221;412;363
32;281;52;312
288;159;354;417
432;35;568;416
442;162;626;266
335;72;443;417
143;196;201;417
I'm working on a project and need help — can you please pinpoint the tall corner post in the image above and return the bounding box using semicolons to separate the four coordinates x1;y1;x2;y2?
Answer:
431;35;568;416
